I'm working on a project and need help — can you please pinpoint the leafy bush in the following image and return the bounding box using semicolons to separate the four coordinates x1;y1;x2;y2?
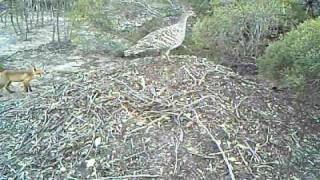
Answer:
257;18;320;93
192;0;307;59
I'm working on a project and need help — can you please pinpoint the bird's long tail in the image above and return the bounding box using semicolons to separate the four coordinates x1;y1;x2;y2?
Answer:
123;49;135;57
123;47;146;57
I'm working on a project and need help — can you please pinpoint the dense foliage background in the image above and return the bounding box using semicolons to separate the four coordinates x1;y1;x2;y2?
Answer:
258;18;320;93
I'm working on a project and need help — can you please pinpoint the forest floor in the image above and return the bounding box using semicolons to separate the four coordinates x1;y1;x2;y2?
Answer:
0;24;319;179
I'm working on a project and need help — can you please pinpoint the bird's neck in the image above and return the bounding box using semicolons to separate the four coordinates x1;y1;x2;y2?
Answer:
178;14;190;28
180;15;189;24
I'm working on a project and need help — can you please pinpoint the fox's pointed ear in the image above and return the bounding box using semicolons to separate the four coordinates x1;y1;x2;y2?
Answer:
31;64;36;71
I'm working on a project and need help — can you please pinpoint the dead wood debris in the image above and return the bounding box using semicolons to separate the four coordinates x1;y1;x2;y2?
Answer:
0;50;319;179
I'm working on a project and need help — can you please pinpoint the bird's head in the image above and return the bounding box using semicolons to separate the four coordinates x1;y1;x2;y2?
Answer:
185;10;196;17
179;10;195;21
181;5;196;18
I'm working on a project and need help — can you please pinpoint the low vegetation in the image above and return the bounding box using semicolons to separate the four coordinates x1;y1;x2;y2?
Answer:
191;0;307;59
258;18;320;93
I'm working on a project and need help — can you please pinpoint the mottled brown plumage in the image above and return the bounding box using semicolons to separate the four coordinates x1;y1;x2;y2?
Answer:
124;10;195;59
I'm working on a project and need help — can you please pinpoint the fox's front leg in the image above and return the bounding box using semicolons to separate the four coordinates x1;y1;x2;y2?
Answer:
23;81;31;92
28;84;32;92
24;78;33;92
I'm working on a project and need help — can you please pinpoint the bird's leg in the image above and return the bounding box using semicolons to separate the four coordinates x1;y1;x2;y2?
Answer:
160;52;165;60
165;50;171;61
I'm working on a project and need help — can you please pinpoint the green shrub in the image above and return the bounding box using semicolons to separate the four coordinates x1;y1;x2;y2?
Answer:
192;0;307;59
257;18;320;93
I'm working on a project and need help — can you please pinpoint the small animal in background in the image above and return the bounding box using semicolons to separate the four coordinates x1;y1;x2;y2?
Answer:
0;67;44;93
124;9;195;60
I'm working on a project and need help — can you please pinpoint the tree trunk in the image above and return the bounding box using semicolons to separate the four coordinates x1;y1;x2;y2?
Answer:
9;0;18;34
14;0;22;34
51;1;55;42
23;0;29;40
41;0;44;26
56;0;60;43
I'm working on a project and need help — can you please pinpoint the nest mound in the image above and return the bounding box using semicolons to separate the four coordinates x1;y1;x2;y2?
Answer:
0;48;319;179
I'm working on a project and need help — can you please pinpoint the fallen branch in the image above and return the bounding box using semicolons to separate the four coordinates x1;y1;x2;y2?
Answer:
193;110;236;180
102;174;163;179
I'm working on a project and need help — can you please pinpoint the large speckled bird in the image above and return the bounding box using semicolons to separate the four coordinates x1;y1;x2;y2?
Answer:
124;10;195;59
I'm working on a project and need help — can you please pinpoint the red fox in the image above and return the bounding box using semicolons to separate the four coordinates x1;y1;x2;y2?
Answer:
0;67;44;93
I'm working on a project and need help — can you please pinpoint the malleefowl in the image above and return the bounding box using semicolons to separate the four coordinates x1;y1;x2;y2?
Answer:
124;10;195;60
